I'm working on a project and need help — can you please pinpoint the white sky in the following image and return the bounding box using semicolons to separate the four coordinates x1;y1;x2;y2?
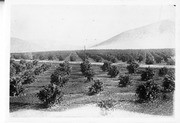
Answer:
11;5;175;50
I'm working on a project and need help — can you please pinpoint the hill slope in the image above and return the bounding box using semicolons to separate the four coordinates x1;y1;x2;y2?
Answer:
91;20;175;49
11;37;84;53
11;37;46;53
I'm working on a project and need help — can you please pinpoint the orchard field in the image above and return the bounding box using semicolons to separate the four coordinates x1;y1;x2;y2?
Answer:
10;49;175;116
11;49;175;65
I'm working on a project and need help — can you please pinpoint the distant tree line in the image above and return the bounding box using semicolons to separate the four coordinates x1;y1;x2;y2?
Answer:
11;49;175;65
11;51;72;61
76;49;175;65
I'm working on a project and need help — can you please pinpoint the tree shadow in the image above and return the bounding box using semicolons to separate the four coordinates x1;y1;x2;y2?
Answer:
10;102;46;112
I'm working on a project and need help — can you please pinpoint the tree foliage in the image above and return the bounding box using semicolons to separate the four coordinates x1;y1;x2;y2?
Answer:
136;80;160;102
137;55;144;63
32;60;38;66
166;58;175;65
10;77;24;96
21;70;36;84
34;63;51;75
50;61;71;87
145;55;154;64
141;67;154;81
126;62;139;74
88;80;103;95
162;75;175;93
80;60;91;75
37;84;63;108
11;62;26;74
80;60;95;81
84;69;95;81
57;55;64;61
50;73;69;87
59;61;71;75
10;59;15;64
108;66;119;78
118;75;131;87
11;49;174;64
19;59;26;65
10;65;16;77
97;99;114;110
41;63;52;71
70;55;76;61
158;67;168;76
47;55;54;60
101;61;112;72
25;62;34;69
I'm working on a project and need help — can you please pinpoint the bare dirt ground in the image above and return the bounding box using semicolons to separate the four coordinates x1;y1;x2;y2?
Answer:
10;104;165;117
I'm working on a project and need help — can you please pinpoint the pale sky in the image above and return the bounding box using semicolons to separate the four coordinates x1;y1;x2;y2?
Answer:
11;5;175;50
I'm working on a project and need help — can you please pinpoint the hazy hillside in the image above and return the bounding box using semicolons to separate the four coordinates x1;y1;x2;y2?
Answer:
92;20;175;49
10;37;46;53
11;37;83;53
11;20;175;53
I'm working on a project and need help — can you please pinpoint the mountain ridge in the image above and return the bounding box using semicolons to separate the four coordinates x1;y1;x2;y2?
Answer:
91;20;175;49
10;37;47;53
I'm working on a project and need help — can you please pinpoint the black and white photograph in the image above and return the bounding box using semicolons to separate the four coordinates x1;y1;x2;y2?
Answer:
0;0;179;122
